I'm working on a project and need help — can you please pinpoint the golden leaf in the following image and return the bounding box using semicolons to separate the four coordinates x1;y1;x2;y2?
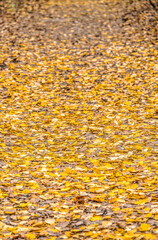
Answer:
139;223;151;231
90;216;102;221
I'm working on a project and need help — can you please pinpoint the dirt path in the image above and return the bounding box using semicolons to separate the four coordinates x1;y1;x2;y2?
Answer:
0;0;158;239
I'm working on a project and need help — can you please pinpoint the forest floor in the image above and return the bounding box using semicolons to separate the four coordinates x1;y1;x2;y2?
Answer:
0;0;158;239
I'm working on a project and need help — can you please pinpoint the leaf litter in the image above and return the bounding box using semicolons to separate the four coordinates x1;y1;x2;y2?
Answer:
0;0;158;239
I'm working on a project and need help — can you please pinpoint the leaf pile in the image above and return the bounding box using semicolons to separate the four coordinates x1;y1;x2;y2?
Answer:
0;0;158;239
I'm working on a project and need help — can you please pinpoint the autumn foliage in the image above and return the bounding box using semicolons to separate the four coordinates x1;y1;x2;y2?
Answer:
0;0;157;239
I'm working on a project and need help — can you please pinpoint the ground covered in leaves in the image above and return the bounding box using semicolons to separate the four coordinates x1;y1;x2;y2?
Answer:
0;0;158;239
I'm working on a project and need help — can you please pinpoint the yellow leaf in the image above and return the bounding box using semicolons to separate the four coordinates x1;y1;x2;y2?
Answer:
124;101;131;106
32;221;44;227
113;207;120;212
90;216;102;221
109;191;116;197
105;163;113;169
17;203;29;208
134;199;148;205
61;187;70;191
0;221;7;229
85;231;93;236
139;223;150;231
20;123;27;127
106;233;115;238
145;213;152;218
4;207;15;215
131;184;138;189
0;193;4;199
136;145;142;151
25;233;36;239
144;233;157;240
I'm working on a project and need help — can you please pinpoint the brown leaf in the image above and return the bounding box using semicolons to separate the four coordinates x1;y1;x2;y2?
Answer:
74;196;86;204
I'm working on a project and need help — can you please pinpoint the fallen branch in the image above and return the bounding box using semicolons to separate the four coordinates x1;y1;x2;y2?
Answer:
148;0;158;11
